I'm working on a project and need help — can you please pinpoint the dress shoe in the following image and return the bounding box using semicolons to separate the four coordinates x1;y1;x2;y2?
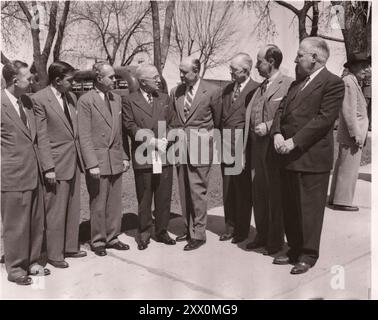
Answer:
184;239;205;251
138;241;148;250
219;233;233;241
231;236;246;244
290;262;311;274
65;250;87;258
106;241;130;250
262;247;282;256
156;234;176;245
30;267;51;276
14;275;32;286
47;259;69;268
331;204;359;212
246;240;265;250
93;246;107;257
176;233;189;242
273;255;296;265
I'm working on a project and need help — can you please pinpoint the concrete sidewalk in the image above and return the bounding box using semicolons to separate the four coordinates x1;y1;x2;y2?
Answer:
0;165;371;299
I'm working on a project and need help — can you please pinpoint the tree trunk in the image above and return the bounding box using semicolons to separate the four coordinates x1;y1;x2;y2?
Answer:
160;0;175;69
53;1;70;61
150;0;162;75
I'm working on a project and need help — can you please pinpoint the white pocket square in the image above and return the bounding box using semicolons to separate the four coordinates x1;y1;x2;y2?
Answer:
272;97;283;102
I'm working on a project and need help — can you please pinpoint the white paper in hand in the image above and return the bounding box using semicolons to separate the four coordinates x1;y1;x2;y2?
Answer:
152;150;162;174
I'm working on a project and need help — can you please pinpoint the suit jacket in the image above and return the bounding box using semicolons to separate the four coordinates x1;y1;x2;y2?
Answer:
1;91;41;191
78;89;130;176
337;73;369;146
32;86;84;180
170;79;222;167
221;79;259;165
271;67;345;172
122;90;171;170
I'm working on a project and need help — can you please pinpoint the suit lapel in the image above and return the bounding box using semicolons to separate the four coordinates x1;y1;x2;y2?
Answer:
265;73;283;101
224;79;254;121
92;89;112;127
175;85;186;124
25;108;37;142
133;90;153;117
350;75;365;100
108;92;119;147
186;79;206;121
47;87;74;135
66;92;78;137
1;91;31;140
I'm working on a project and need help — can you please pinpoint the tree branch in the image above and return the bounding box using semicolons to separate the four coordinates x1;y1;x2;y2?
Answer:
275;1;299;15
318;34;344;42
53;1;70;61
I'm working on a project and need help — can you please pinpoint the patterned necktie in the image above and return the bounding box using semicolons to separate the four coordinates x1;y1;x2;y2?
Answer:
17;99;29;129
232;83;241;102
61;93;73;129
260;79;269;95
183;86;193;121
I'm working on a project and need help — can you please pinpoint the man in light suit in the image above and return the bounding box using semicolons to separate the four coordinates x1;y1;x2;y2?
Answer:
219;53;259;244
329;53;370;211
122;64;175;250
245;45;293;255
271;37;345;274
1;61;50;285
33;61;86;269
78;62;130;257
170;57;222;251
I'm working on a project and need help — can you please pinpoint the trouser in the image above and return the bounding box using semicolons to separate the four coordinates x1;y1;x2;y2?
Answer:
86;173;122;248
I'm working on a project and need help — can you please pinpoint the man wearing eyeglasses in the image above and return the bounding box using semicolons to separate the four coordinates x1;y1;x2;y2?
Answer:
78;62;131;257
122;64;175;250
32;61;86;269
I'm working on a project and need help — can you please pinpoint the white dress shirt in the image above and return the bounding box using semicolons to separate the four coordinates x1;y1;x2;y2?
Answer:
50;85;71;116
302;66;325;90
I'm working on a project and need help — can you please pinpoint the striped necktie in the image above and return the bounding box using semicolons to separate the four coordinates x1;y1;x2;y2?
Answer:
183;86;193;121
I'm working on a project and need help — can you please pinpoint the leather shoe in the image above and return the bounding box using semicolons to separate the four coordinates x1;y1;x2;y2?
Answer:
65;250;87;258
47;259;69;268
176;233;189;242
106;241;130;250
219;233;233;241
273;255;296;265
246;241;265;250
14;275;32;286
93;246;107;257
262;247;282;256
156;234;176;245
138;241;148;250
29;266;51;276
332;204;359;212
184;239;205;251
290;262;311;274
231;236;246;244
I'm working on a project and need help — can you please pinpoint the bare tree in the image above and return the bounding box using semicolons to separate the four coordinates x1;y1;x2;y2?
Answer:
173;0;239;77
71;1;151;66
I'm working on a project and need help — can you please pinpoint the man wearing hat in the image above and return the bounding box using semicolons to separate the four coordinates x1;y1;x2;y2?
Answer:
329;52;371;211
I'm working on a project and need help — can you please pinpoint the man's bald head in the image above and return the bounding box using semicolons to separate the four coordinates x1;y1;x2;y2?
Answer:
179;56;201;86
229;52;252;83
256;44;283;78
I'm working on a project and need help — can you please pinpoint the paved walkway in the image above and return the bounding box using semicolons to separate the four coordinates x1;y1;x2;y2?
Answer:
0;165;371;299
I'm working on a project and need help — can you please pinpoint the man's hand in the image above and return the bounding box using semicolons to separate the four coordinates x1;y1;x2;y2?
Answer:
123;160;130;172
254;123;268;136
151;137;168;153
44;171;56;185
89;167;100;179
279;138;295;154
274;134;285;152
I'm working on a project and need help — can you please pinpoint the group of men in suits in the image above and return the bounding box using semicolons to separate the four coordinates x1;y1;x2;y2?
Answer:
1;36;349;285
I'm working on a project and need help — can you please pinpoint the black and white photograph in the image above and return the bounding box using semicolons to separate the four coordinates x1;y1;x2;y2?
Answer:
0;0;375;301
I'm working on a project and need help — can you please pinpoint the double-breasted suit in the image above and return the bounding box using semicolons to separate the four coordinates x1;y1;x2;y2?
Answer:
122;90;173;243
170;79;222;241
32;86;84;261
78;88;130;249
329;73;369;206
271;67;345;266
1;90;44;281
220;79;259;239
245;72;293;251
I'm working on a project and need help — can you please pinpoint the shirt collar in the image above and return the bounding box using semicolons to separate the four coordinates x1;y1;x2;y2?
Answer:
188;78;200;93
140;88;151;102
4;89;18;108
308;66;325;82
267;70;280;84
94;86;106;100
50;85;63;99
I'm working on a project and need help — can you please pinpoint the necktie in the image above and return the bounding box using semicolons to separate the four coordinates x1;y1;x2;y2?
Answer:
232;83;241;102
260;79;269;95
62;93;73;129
17;99;29;129
147;93;153;105
183;86;193;121
104;92;112;116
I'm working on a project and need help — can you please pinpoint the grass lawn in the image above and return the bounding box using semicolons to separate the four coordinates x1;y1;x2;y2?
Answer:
79;132;371;222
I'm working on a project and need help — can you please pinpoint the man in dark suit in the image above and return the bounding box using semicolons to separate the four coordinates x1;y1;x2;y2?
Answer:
271;37;345;274
122;64;175;250
219;53;259;244
245;45;293;255
1;60;50;285
78;62;130;257
170;57;222;251
32;61;86;269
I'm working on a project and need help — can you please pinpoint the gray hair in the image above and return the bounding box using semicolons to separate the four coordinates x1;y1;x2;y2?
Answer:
135;64;158;80
301;37;330;65
92;61;110;77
